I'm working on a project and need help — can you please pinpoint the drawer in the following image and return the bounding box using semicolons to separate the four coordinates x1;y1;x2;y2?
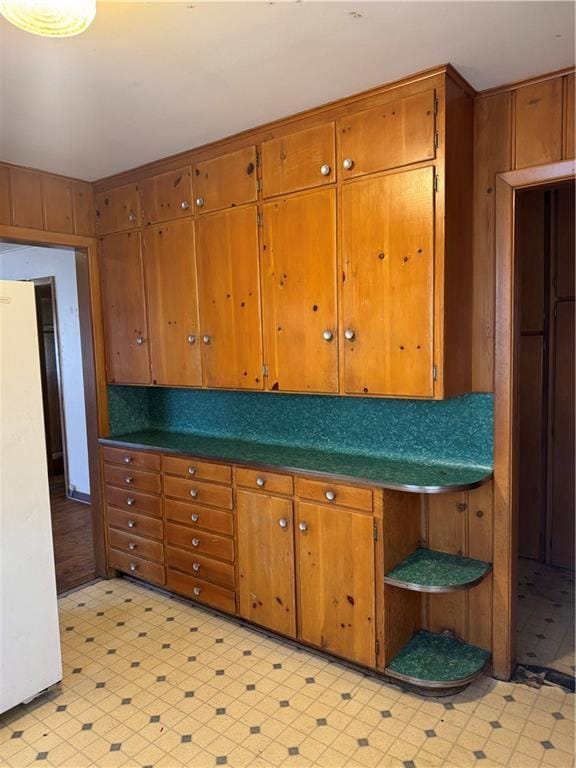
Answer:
104;464;161;495
166;546;235;589
167;569;236;614
166;522;234;562
235;466;293;496
109;549;165;586
164;476;233;509
108;528;164;563
104;485;162;518
102;445;160;472
297;477;373;512
164;499;234;536
108;507;163;540
162;455;232;485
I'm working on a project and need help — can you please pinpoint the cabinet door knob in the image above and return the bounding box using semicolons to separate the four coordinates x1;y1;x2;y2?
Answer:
298;521;308;532
202;335;211;344
320;164;331;176
196;197;205;208
190;489;199;498
256;477;265;488
123;455;133;464
128;542;136;551
125;476;134;484
193;586;202;596
192;538;200;547
344;328;356;341
128;211;137;222
342;158;354;171
192;562;201;572
136;336;145;346
191;513;199;523
129;562;137;572
188;466;196;475
187;334;196;345
127;519;136;528
325;490;336;502
278;518;288;529
181;200;190;210
322;329;334;342
126;497;135;506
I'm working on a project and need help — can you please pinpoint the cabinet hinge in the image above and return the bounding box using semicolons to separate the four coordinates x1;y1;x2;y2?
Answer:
262;364;269;377
376;639;381;656
432;365;438;382
373;523;378;541
434;95;439;115
256;178;262;193
257;212;263;227
433;173;439;193
256;151;261;168
435;131;440;149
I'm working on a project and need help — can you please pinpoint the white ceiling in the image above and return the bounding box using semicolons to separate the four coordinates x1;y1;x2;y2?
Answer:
0;1;574;181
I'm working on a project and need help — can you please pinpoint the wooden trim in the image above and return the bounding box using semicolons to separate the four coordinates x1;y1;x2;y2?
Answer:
0;159;88;185
479;67;576;99
493;159;575;679
0;225;93;249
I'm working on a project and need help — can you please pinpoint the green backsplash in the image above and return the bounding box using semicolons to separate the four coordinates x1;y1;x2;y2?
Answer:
108;387;493;469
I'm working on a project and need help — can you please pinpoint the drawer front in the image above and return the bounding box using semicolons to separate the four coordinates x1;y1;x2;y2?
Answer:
108;507;163;540
166;546;235;589
166;522;234;562
164;499;234;536
164;476;233;509
104;464;161;495
108;528;164;563
102;445;161;472
167;568;236;614
104;485;162;518
162;455;232;485
296;477;373;512
235;466;293;496
109;548;165;585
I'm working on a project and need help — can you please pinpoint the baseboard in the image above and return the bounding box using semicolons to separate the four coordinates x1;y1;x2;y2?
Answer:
68;489;91;505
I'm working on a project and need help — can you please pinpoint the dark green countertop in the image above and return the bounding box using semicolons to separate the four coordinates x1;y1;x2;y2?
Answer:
384;548;492;591
100;429;492;493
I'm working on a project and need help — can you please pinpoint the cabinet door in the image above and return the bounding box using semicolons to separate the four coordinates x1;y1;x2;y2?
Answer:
237;490;296;637
262;189;338;393
141;166;193;225
261;122;336;197
194;146;257;214
142;220;202;386
196;206;263;389
296;502;376;667
339;89;436;179
95;183;140;235
99;232;151;384
341;167;434;397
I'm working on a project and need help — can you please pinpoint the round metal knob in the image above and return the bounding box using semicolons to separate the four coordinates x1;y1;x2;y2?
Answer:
126;497;135;506
192;562;200;572
344;329;356;341
127;519;136;528
202;335;211;344
325;490;336;502
193;586;202;596
256;477;265;488
278;518;288;529
342;158;354;171
196;197;205;208
125;476;134;484
188;466;196;475
181;200;190;210
123;456;133;464
298;521;308;532
320;164;331;177
128;542;136;551
191;538;200;547
129;562;137;572
187;334;196;345
128;211;137;222
190;489;198;498
322;329;334;342
191;513;199;523
136;336;144;346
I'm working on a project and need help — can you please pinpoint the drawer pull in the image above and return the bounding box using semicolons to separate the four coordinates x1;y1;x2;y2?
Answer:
298;521;308;533
278;518;288;529
181;200;190;210
124;455;133;464
135;336;145;346
320;163;331;176
129;562;137;572
188;466;196;475
127;519;136;528
190;489;199;498
126;497;135;506
193;586;202;596
325;490;336;501
191;513;199;523
192;562;200;572
187;334;196;345
256;477;265;488
192;538;200;547
128;542;136;551
125;476;134;484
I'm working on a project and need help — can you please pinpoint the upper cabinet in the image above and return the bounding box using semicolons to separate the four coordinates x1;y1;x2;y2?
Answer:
95;182;141;235
339;89;436;179
140;166;193;225
193;146;258;214
261;122;336;197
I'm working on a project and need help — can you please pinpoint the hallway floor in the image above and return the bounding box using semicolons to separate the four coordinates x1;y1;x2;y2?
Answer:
50;477;96;594
0;578;574;768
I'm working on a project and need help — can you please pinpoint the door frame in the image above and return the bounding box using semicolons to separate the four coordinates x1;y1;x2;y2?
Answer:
492;159;575;680
0;225;109;577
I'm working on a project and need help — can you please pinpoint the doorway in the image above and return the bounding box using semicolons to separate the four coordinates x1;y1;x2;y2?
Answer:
515;180;575;677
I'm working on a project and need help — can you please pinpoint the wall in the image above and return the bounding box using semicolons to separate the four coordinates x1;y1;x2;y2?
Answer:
0;245;90;495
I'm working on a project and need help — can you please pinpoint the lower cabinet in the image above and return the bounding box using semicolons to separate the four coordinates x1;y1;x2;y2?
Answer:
236;489;297;638
296;502;376;667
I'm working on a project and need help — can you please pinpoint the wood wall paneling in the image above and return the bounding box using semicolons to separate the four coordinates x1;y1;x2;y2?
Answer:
72;181;95;236
10;167;45;229
563;73;575;160
0;165;12;225
43;175;74;235
515;79;563;169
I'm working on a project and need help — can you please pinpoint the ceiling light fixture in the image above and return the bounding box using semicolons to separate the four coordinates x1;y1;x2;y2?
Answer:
0;0;96;37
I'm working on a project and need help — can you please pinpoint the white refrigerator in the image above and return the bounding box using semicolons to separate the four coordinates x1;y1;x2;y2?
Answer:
0;280;62;714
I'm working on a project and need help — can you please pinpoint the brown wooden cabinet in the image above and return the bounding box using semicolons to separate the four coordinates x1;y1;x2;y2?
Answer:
99;231;151;384
341;166;435;397
194;146;258;214
196;205;264;389
261;188;338;393
261;122;336;197
140;166;193;225
95;182;141;235
237;489;297;637
142;219;202;386
296;501;376;666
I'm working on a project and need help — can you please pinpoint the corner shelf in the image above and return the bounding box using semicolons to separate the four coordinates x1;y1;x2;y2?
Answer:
385;630;490;689
384;548;492;593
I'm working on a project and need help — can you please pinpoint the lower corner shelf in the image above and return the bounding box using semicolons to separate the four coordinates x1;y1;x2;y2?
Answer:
385;630;490;689
384;548;492;593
